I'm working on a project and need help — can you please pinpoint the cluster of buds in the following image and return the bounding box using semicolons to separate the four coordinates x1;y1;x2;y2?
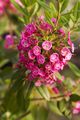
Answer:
4;34;16;49
0;0;22;15
17;17;74;87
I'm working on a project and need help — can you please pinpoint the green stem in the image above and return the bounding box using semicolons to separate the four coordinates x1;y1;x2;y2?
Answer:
28;94;68;101
56;0;61;26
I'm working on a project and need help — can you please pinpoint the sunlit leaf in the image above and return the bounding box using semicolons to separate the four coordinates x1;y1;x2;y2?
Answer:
36;86;50;101
68;62;80;77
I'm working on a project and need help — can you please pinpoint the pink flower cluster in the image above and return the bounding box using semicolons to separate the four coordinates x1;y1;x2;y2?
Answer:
0;0;22;15
73;101;80;114
17;17;74;87
4;34;15;49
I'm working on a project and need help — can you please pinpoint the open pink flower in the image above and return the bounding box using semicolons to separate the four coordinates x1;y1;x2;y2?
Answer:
38;69;45;77
25;23;36;35
54;62;61;70
28;49;35;60
37;54;45;64
50;53;59;63
32;66;39;76
40;21;52;31
45;63;52;71
33;45;41;56
21;37;31;48
42;41;52;51
61;47;72;60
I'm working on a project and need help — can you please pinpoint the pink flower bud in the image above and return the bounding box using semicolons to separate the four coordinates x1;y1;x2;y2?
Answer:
51;18;57;24
35;80;42;87
52;87;59;94
58;28;65;36
68;32;74;53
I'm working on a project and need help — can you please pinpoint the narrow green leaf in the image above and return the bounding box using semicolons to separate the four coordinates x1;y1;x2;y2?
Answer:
32;105;48;120
70;94;80;102
58;100;66;113
54;72;64;81
72;1;78;20
36;86;50;101
11;0;27;15
48;101;63;116
30;2;39;17
68;62;80;77
49;2;58;17
71;1;80;20
37;0;52;12
60;0;69;12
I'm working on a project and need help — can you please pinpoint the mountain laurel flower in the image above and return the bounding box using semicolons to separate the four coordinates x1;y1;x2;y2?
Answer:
33;45;41;56
28;49;35;60
32;66;39;76
50;53;59;63
42;41;52;51
25;23;36;35
61;47;72;60
37;54;45;64
40;22;52;31
54;62;61;70
17;17;74;87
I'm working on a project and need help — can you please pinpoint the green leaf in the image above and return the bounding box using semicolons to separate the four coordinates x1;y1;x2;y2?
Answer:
54;72;64;81
48;101;63;116
37;0;52;13
69;19;74;28
30;2;39;17
58;100;66;113
0;59;9;68
21;0;36;7
68;62;80;77
70;94;80;102
72;1;80;20
2;69;34;114
32;105;48;120
36;86;50;101
11;0;27;15
49;2;58;17
60;0;69;12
